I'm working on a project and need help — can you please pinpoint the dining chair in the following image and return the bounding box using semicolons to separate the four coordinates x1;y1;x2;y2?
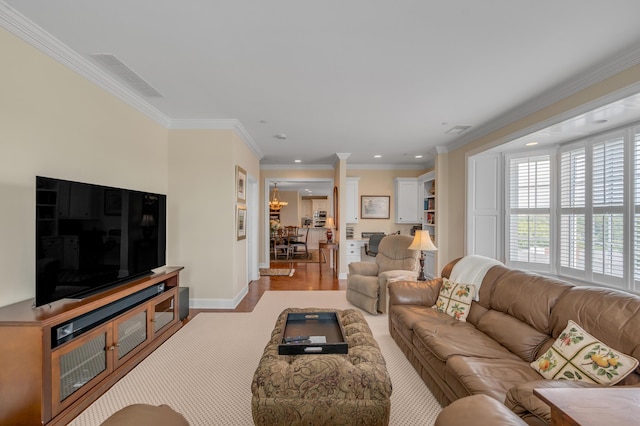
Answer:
273;228;290;259
289;226;309;259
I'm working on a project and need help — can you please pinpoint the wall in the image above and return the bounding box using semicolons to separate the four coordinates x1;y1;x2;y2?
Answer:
168;129;259;308
0;28;169;307
0;27;259;310
438;64;640;272
274;190;299;226
346;169;425;238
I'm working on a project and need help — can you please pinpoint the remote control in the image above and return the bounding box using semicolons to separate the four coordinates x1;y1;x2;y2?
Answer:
284;335;309;343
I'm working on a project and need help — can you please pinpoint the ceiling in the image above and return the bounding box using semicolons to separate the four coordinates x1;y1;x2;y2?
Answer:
4;1;640;167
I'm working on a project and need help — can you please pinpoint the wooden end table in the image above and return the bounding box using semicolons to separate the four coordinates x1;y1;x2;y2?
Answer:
534;387;640;425
319;240;339;277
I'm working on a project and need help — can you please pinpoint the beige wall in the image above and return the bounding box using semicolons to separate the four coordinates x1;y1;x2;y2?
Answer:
439;64;640;272
347;169;425;238
0;27;259;309
0;28;169;307
168;129;259;307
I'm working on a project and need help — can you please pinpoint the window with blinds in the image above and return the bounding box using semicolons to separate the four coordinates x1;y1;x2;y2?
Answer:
507;155;551;268
560;148;586;272
592;136;624;280
558;131;629;288
505;124;640;291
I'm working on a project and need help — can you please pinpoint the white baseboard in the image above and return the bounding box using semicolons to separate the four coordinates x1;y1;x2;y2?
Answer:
190;285;248;309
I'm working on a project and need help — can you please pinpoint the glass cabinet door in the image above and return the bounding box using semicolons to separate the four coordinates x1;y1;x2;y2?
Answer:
114;308;149;363
51;326;112;416
152;291;176;336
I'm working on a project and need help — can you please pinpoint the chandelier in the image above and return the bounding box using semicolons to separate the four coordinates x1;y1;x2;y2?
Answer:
269;183;288;211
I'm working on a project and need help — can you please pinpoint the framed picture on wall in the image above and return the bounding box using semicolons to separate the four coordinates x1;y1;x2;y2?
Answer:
361;195;390;219
236;204;247;240
236;165;247;203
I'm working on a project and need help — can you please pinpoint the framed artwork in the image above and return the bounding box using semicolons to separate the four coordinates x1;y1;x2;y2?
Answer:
361;195;390;219
236;165;247;203
104;189;122;215
236;204;247;240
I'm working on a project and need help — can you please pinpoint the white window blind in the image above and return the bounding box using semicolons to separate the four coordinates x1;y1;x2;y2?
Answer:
560;148;586;272
592;137;624;279
507;155;550;266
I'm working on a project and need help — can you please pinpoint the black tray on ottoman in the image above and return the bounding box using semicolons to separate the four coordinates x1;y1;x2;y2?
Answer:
278;311;348;355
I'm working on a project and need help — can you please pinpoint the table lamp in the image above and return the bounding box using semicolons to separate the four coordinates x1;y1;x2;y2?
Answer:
325;217;335;242
408;230;437;281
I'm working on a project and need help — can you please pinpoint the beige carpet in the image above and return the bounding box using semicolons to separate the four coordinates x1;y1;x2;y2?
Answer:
69;291;442;425
259;268;295;276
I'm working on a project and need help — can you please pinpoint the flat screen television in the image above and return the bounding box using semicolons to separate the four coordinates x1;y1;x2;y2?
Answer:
35;176;167;307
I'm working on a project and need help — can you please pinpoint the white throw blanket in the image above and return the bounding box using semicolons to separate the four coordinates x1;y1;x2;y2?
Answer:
449;255;503;301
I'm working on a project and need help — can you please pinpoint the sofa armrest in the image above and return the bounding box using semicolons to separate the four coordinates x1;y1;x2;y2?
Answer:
388;278;442;307
348;261;379;276
505;379;605;425
435;394;527;426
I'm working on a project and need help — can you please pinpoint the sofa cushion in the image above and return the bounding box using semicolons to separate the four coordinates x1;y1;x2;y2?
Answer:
413;320;522;362
477;310;551;362
433;279;476;322
531;320;638;385
446;356;543;403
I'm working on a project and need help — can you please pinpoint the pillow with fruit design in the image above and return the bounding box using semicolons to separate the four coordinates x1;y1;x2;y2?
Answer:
531;320;638;385
432;279;476;322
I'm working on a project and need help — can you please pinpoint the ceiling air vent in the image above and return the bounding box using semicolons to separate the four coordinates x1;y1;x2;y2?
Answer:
89;53;163;98
445;125;471;135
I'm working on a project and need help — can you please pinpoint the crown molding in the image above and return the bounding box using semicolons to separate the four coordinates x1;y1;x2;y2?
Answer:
346;163;427;170
0;2;171;127
445;43;640;153
260;164;335;171
0;2;264;160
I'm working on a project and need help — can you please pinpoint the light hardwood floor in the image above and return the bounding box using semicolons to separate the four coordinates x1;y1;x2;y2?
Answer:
189;258;346;316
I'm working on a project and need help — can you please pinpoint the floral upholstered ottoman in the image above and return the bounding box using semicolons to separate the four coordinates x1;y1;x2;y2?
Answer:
251;308;392;426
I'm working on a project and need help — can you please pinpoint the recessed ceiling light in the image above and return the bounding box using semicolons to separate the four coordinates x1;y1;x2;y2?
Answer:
525;141;539;146
294;159;301;163
374;154;382;158
274;133;287;140
415;155;423;159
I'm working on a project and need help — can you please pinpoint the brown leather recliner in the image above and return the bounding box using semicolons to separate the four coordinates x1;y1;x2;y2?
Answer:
346;234;419;314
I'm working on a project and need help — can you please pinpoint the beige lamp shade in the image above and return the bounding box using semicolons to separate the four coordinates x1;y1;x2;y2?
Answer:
408;230;437;251
325;217;335;229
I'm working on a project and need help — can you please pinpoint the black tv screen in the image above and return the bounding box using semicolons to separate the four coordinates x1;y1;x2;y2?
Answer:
35;176;167;307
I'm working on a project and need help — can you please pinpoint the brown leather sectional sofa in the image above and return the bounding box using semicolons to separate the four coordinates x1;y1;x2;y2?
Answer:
388;258;640;425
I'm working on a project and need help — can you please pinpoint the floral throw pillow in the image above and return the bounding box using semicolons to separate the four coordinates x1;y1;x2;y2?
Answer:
531;320;638;385
432;278;476;322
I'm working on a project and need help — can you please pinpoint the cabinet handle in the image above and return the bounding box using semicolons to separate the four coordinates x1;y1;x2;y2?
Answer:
108;345;115;351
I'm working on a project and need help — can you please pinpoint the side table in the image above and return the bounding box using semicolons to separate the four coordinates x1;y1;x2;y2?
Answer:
319;240;339;277
534;388;640;425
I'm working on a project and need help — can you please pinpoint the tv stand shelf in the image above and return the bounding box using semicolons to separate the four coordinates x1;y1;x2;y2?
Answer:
0;266;184;426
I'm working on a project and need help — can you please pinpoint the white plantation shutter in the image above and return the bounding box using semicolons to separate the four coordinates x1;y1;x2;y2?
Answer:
592;137;624;280
507;155;551;268
560;148;586;272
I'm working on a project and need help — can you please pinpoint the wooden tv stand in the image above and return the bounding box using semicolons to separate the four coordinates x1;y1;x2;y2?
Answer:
0;266;184;426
